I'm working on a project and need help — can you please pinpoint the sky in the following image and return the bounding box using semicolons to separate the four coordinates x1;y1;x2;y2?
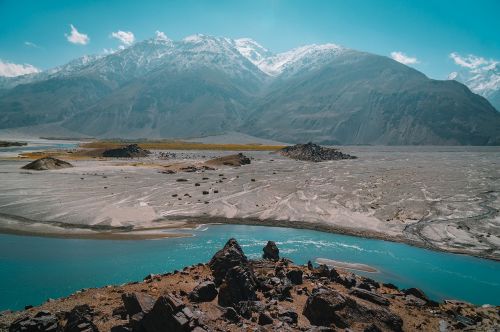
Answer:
0;0;498;79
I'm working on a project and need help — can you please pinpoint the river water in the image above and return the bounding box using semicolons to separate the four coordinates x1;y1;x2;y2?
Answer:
0;224;498;311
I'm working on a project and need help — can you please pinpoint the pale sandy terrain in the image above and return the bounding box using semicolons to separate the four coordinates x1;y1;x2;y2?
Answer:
0;146;499;259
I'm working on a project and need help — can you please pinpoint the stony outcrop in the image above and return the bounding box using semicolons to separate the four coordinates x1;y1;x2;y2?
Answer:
262;241;279;261
63;304;99;332
21;157;73;170
278;142;356;162
9;311;60;332
207;238;249;285
217;265;257;307
102;144;150;158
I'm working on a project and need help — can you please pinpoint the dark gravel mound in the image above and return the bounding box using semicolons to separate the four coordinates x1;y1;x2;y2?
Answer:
278;142;356;162
205;153;251;167
21;157;73;170
102;144;151;158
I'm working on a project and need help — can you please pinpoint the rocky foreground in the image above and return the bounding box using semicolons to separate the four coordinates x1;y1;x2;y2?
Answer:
1;240;498;332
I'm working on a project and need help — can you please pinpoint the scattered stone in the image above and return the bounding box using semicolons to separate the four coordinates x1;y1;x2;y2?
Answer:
176;179;188;182
262;241;279;261
278;142;356;162
22;157;73;171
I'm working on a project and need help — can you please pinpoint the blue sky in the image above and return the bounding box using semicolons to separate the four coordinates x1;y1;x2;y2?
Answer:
0;0;498;79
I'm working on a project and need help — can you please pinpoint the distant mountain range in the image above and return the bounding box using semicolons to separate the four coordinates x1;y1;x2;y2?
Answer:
448;62;500;112
1;33;499;145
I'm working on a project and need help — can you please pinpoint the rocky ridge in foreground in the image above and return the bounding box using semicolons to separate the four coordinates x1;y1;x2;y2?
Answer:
1;240;498;331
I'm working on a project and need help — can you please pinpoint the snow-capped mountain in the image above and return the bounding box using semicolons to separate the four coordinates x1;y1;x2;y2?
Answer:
448;61;500;111
1;33;499;145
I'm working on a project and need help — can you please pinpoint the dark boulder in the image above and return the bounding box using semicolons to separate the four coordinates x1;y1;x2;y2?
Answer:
9;311;60;332
221;307;240;323
278;309;298;325
262;241;279;261
141;293;193;332
303;288;353;327
208;238;248;285
64;305;98;332
121;293;155;317
312;264;330;278
303;288;403;331
258;312;273;326
349;288;390;306
218;265;257;307
188;281;218;302
286;269;303;285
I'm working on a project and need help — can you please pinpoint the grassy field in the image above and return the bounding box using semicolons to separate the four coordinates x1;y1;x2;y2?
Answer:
80;140;285;151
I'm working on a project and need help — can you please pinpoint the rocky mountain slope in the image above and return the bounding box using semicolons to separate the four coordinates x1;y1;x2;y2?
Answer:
1;34;499;145
2;239;498;331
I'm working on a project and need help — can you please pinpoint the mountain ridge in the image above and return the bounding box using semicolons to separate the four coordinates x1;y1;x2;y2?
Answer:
1;34;499;145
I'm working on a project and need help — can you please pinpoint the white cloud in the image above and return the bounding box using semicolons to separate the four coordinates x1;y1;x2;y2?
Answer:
449;52;491;69
111;30;135;45
390;51;419;65
0;59;41;77
155;30;169;41
24;41;38;48
65;24;89;45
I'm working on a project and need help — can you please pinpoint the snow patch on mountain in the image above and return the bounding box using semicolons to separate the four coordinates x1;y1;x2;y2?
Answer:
448;53;499;109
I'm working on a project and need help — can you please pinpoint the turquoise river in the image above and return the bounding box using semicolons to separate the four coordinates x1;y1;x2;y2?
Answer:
0;224;499;311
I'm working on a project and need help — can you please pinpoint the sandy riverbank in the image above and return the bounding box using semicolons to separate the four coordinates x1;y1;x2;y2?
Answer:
0;146;499;260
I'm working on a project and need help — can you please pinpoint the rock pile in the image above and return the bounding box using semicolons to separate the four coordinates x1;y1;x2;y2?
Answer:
21;157;73;170
278;142;356;162
102;144;150;158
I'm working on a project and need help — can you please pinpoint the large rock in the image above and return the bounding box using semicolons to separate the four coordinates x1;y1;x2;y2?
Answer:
9;311;60;332
303;288;354;327
349;288;390;306
102;144;150;158
278;143;356;162
217;265;258;307
208;238;248;285
303;288;403;331
22;157;73;171
188;281;218;302
63;305;99;332
121;293;155;317
262;241;279;261
141;293;193;332
286;269;303;285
